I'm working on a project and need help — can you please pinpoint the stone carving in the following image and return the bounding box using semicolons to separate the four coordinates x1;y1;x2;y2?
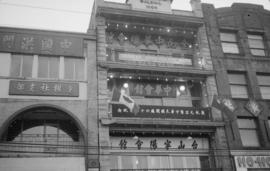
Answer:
106;32;114;44
118;33;126;46
144;35;153;47
130;35;141;47
167;38;177;49
155;36;165;47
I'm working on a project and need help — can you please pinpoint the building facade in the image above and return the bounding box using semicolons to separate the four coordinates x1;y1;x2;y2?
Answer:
203;3;270;171
91;0;231;171
0;27;97;170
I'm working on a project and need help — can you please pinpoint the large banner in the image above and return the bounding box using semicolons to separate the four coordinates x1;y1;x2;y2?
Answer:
112;104;211;120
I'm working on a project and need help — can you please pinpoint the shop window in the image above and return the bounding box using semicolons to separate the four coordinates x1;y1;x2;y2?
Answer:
10;54;33;77
38;56;59;79
64;57;85;81
247;34;266;56
237;118;260;147
257;74;270;99
220;32;239;54
228;73;249;98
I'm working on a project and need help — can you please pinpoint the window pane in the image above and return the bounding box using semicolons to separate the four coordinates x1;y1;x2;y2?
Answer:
237;119;256;128
172;156;185;168
38;57;48;78
259;86;270;99
75;58;84;80
230;85;248;98
22;55;33;77
220;32;237;42
49;57;59;78
186;157;200;168
64;58;74;79
248;39;265;48
248;34;263;40
121;156;134;169
221;43;239;53
250;49;265;56
239;130;260;147
137;156;148;169
257;75;270;85
228;74;246;84
10;55;21;77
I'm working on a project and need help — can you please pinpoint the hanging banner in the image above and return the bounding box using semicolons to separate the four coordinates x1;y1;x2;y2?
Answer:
112;104;211;120
0;32;83;57
129;82;177;97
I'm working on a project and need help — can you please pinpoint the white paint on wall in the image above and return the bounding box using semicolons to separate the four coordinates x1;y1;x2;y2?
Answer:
0;53;11;76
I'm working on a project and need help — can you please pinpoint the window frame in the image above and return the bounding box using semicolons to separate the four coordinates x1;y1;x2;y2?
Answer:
38;55;60;79
256;74;270;100
220;31;240;54
10;54;34;78
247;33;267;57
228;72;249;99
237;117;260;147
63;57;85;81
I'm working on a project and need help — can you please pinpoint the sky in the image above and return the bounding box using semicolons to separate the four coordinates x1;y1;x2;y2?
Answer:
0;0;269;33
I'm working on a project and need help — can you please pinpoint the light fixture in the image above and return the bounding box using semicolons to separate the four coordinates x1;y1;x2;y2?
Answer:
167;28;170;32
150;27;154;31
129;76;132;79
124;36;128;40
187;136;193;140
133;135;139;140
125;24;128;28
123;83;129;88
165;78;168;82
179;85;186;92
109;74;114;78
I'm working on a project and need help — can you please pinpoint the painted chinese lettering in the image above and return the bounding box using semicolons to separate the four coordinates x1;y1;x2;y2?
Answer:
154;84;162;95
2;35;15;48
119;139;127;149
164;139;171;150
178;140;185;149
150;139;157;150
192;140;198;149
145;84;153;95
134;84;144;95
54;84;62;92
29;83;35;92
135;139;143;150
21;36;34;51
40;83;50;91
41;38;53;53
16;82;25;90
163;85;172;96
60;39;72;49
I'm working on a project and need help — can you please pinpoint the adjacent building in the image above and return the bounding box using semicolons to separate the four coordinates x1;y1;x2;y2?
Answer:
0;27;97;170
91;0;231;170
203;3;270;171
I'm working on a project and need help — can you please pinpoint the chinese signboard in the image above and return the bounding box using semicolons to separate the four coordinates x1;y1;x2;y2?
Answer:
112;104;211;120
9;80;79;97
129;82;177;97
127;0;172;13
235;156;270;170
118;52;193;66
111;136;209;150
0;32;83;57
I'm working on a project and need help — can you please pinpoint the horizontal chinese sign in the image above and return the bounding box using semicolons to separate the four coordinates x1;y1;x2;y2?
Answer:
129;82;177;97
112;104;211;120
235;156;270;169
118;52;193;66
111;136;209;150
9;80;79;97
0;32;83;57
127;0;172;13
